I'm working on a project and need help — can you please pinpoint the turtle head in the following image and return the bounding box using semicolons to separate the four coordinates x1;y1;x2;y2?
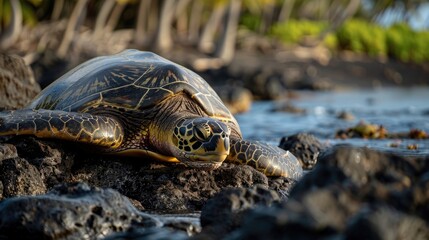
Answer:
171;118;231;169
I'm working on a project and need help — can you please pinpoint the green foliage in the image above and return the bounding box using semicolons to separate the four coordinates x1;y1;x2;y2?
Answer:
0;0;39;28
336;19;387;56
240;12;261;32
270;20;327;43
21;1;38;27
386;23;429;63
323;33;338;50
267;18;429;63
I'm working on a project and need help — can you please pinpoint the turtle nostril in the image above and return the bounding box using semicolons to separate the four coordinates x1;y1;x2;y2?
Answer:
224;139;230;151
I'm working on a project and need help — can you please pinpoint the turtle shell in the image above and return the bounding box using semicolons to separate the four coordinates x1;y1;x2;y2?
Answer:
27;50;233;122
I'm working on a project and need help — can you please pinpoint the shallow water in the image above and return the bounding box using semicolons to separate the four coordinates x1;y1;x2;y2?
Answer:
236;87;429;156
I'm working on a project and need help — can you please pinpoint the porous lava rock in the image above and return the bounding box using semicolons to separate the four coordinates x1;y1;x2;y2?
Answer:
197;185;281;239
0;53;40;109
71;156;295;211
279;133;325;169
0;137;295;212
0;182;161;240
222;145;429;239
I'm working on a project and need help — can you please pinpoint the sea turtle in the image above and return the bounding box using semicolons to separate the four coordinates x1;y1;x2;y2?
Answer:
0;50;302;179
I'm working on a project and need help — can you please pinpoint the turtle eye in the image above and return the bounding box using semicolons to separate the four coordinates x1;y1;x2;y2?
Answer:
194;124;211;142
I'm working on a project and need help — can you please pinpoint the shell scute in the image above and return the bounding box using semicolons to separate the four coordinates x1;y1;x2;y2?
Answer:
26;50;233;121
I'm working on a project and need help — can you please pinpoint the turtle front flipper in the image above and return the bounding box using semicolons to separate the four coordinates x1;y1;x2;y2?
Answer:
0;109;123;148
226;139;303;179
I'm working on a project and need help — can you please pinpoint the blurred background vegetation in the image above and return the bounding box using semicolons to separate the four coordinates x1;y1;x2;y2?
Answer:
0;0;428;64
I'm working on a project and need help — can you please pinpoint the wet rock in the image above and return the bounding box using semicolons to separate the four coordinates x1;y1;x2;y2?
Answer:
227;187;360;239
0;182;161;240
0;54;40;109
271;102;306;114
279;133;325;169
154;213;201;236
214;85;252;114
345;206;429;240
0;157;46;199
198;185;281;239
245;68;288;100
336;121;388;139
291;145;419;191
224;145;429;239
337;111;355;121
408;129;428;139
105;227;188;240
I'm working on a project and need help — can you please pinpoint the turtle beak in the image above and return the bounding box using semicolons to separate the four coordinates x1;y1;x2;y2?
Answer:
181;135;230;168
200;134;230;161
224;138;230;153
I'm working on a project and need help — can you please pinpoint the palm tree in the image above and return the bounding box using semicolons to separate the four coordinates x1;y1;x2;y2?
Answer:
57;0;89;58
105;1;128;33
51;0;65;21
198;1;228;53
174;0;192;40
187;0;205;44
153;0;177;52
278;0;296;23
134;0;152;47
215;0;242;63
94;0;116;38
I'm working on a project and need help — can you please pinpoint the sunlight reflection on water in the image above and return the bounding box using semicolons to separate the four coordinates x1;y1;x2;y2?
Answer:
235;87;429;155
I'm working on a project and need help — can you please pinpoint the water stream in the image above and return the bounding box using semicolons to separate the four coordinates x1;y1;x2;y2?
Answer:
236;87;429;156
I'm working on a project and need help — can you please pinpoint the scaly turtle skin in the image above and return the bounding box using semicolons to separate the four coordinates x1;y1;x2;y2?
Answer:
0;50;302;179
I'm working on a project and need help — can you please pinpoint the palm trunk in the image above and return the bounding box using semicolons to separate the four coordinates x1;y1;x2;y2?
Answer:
215;0;241;64
197;2;227;53
135;0;152;47
188;0;204;44
94;0;115;37
57;0;88;58
278;0;295;23
105;2;127;33
147;1;159;34
316;0;360;46
259;3;274;34
154;0;177;52
340;0;361;23
51;0;65;21
175;0;191;40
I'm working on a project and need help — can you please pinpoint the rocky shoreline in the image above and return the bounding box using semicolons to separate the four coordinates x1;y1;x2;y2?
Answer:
1;52;429;239
1;136;428;239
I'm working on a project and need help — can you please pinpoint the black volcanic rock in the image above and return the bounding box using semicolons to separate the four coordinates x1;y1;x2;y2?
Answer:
0;137;295;212
222;145;429;239
279;133;325;170
0;182;161;240
198;185;281;239
0;157;46;198
0;53;40;110
72;156;294;211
